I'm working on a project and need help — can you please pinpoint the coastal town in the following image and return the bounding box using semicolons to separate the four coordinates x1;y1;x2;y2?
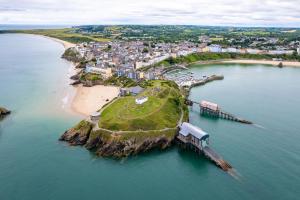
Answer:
72;36;300;85
2;1;300;199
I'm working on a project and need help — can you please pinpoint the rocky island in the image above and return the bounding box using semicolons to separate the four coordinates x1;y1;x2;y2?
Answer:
0;107;11;119
60;80;188;157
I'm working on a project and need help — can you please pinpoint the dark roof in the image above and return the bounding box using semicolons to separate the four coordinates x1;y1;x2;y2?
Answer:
129;86;144;94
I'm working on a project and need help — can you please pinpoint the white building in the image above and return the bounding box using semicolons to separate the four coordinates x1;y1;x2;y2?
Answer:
85;66;113;78
135;96;148;105
135;54;170;69
246;49;261;54
297;47;300;55
227;48;238;53
268;50;294;55
208;45;222;53
177;122;210;150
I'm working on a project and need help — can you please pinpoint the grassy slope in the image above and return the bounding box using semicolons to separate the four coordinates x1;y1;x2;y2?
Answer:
155;52;300;67
1;28;110;44
98;80;184;131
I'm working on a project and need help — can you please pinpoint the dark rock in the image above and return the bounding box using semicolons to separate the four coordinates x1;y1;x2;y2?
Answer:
59;120;93;145
0;107;11;118
60;122;174;158
61;47;82;63
70;80;81;85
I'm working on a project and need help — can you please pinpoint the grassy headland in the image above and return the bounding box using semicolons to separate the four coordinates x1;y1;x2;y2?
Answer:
99;80;185;131
60;80;188;157
0;28;110;44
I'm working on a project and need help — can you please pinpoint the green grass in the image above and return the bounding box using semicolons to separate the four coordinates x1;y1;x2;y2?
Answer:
104;75;138;87
89;128;177;143
154;52;300;67
1;28;110;44
98;80;184;131
73;120;93;134
119;129;177;142
82;73;103;81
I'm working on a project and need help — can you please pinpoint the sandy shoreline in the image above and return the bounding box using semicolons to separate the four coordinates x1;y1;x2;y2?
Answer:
38;35;76;49
37;34;120;117
71;85;120;116
39;34;300;116
221;59;300;67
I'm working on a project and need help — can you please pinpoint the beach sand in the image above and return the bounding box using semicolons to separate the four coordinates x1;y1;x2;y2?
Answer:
40;35;76;49
36;34;119;117
222;59;300;67
71;85;120;116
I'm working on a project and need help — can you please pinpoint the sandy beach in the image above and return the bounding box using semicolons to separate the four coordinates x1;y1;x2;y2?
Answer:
40;35;76;49
222;59;300;67
37;34;118;117
71;85;120;116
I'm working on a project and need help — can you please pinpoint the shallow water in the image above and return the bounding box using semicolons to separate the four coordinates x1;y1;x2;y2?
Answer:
0;34;300;200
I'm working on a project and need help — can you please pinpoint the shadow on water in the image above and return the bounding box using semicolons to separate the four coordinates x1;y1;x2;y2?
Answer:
176;148;212;171
189;108;220;122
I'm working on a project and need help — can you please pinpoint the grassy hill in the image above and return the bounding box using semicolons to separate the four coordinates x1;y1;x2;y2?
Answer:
98;80;187;131
0;28;110;44
60;80;189;157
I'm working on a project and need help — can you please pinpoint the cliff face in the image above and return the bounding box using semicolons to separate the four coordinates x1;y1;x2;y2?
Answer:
61;47;82;63
60;121;174;158
86;132;173;158
0;107;11;118
59;120;93;145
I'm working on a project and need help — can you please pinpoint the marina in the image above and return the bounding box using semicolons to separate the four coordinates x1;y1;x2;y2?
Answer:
163;69;224;88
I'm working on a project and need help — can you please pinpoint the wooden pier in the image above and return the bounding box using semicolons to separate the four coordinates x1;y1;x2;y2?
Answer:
177;122;233;172
203;146;232;171
186;100;252;124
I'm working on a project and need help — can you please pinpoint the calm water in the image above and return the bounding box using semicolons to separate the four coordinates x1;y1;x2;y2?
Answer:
0;25;70;30
1;34;300;200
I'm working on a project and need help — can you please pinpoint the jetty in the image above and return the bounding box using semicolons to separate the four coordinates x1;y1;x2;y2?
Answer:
186;100;252;124
177;122;232;171
164;71;224;88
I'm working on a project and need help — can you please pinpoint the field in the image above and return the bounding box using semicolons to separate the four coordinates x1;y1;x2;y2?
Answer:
98;80;185;131
0;28;110;43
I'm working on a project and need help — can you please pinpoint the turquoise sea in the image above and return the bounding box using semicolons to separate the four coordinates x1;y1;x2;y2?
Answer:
0;34;300;200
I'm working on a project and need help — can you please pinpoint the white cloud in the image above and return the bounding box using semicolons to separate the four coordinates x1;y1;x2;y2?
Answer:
0;0;300;27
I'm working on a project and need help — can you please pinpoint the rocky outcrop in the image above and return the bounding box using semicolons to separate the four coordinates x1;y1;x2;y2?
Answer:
86;133;173;158
60;121;175;158
68;70;104;87
0;107;11;118
59;120;93;145
61;47;82;63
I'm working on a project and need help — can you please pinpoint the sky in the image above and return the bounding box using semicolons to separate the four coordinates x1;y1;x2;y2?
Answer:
0;0;300;27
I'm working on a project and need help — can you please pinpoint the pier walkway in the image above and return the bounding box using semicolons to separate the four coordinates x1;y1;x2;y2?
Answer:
203;146;232;171
186;100;252;124
177;122;233;172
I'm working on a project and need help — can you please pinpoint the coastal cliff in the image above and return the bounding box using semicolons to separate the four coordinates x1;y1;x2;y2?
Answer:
61;47;82;63
60;80;187;158
60;120;174;158
0;107;11;118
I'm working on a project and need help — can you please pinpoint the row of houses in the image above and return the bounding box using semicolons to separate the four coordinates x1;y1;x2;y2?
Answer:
77;40;300;83
201;44;295;55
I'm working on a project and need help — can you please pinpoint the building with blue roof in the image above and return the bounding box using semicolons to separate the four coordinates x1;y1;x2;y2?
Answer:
177;122;209;150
